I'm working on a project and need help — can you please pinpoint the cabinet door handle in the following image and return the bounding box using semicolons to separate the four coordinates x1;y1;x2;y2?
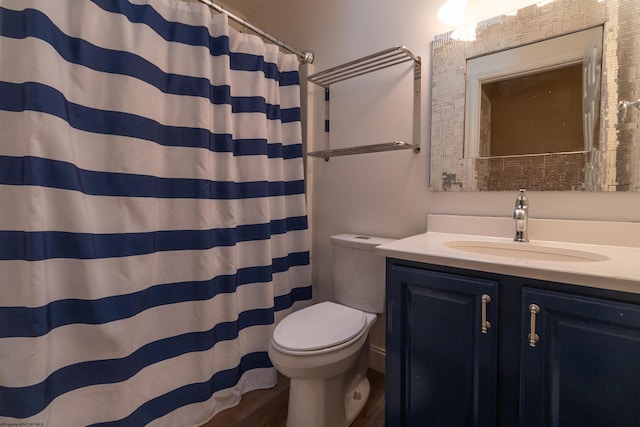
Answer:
481;294;492;334
528;304;540;347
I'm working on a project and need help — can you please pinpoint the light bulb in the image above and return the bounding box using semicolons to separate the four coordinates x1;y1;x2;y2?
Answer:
437;0;468;26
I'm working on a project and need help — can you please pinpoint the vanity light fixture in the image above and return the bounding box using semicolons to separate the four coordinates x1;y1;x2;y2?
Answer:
437;0;467;26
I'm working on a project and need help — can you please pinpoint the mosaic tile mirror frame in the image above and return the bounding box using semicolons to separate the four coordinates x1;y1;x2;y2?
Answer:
430;0;639;191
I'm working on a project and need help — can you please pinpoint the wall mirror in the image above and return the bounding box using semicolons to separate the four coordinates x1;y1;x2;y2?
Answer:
430;0;640;191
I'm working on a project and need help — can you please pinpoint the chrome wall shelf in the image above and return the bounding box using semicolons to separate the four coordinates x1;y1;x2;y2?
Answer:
307;46;421;161
307;141;420;160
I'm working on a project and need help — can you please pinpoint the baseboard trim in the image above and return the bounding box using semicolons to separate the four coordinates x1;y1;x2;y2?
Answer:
369;344;385;374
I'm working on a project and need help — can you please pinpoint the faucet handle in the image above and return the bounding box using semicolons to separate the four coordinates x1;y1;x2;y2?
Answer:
513;208;526;219
515;189;528;208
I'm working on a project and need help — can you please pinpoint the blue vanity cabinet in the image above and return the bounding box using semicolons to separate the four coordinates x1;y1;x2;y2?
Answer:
520;287;640;427
385;258;640;427
385;262;499;427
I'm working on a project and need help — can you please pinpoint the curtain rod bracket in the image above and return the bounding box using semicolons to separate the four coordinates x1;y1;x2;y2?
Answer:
302;51;314;64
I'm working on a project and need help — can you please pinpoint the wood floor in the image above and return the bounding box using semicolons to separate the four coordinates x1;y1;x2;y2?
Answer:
201;369;385;427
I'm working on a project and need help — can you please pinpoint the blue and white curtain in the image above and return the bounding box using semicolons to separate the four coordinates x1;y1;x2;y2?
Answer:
0;1;311;425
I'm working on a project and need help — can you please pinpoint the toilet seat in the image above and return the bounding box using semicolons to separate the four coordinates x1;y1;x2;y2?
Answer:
272;301;367;353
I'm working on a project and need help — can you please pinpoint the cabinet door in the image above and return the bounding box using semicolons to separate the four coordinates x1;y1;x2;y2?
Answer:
521;288;640;427
386;264;498;427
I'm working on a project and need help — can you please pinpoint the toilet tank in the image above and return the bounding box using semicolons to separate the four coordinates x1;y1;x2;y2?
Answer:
331;234;395;314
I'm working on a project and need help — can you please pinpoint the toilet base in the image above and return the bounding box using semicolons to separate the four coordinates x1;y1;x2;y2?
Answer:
285;375;371;427
345;376;370;424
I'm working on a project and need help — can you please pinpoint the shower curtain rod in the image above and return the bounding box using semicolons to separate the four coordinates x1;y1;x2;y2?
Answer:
197;0;314;63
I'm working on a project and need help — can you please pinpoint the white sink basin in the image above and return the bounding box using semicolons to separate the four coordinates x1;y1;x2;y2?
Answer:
444;240;609;262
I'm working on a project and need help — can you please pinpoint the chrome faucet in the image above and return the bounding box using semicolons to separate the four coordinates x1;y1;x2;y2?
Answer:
513;189;529;242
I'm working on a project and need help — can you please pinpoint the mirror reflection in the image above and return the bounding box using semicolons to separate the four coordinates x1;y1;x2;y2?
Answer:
467;26;602;159
430;0;640;192
479;64;586;157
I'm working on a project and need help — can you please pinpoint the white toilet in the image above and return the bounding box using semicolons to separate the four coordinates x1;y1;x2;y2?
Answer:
268;233;394;427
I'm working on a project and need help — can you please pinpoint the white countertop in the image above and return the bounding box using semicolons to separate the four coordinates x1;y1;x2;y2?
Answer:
375;215;640;295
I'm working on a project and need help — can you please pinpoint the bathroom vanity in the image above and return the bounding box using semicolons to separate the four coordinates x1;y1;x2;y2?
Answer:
376;215;640;427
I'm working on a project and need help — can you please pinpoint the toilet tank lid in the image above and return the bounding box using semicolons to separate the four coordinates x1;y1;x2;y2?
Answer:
330;234;395;250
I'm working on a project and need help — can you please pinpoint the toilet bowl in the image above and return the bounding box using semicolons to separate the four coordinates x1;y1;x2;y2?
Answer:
268;302;377;427
268;234;394;427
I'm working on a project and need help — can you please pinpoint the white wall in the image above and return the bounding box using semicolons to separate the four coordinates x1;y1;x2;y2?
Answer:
230;0;640;368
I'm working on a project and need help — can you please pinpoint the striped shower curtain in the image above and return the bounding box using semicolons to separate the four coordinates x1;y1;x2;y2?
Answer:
0;1;311;425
